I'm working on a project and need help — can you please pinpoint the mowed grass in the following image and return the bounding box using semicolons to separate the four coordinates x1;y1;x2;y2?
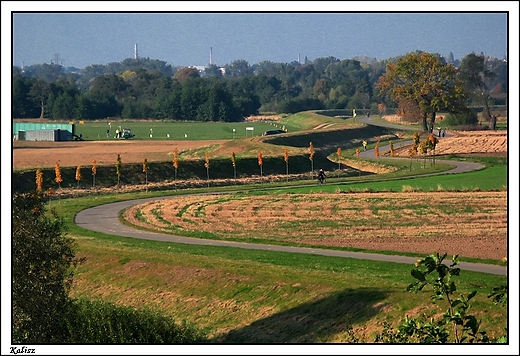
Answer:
69;224;507;343
73;120;296;141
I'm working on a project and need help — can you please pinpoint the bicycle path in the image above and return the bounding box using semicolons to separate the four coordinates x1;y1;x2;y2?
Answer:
74;117;505;276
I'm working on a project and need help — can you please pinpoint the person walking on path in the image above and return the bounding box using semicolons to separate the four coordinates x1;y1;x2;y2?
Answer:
362;140;367;151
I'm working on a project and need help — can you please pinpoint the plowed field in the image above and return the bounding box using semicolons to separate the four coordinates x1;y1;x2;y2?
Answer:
122;191;507;261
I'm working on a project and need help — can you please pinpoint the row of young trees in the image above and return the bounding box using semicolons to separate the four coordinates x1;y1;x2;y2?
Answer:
13;52;507;124
36;144;320;192
36;135;443;194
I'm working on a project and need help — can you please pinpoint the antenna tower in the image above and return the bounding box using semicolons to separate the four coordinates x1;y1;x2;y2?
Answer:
210;47;213;65
51;53;64;66
134;44;139;61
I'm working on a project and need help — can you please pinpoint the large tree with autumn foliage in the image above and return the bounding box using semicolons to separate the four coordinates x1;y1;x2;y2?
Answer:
377;52;467;132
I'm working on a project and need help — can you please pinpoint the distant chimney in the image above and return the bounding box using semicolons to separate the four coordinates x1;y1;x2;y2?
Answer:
134;44;139;60
210;47;213;65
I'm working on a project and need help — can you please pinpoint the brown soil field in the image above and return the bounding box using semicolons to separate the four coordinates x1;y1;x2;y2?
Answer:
392;130;507;157
12;140;227;169
12;129;507;170
122;191;507;261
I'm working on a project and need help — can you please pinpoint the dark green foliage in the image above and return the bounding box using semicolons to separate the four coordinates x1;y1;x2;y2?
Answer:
12;192;207;344
278;97;325;114
12;192;76;343
442;110;479;127
13;53;507;120
375;253;507;343
63;299;207;343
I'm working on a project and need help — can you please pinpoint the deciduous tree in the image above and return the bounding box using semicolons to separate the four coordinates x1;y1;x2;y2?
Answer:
91;160;97;187
142;158;149;190
377;52;466;132
231;152;237;180
173;148;179;181
36;169;43;194
284;148;289;181
54;162;63;189
257;151;263;178
116;154;122;187
308;142;315;172
457;53;497;129
204;152;210;183
12;193;76;343
75;166;82;188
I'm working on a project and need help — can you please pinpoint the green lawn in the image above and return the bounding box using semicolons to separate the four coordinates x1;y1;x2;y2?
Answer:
74;120;297;141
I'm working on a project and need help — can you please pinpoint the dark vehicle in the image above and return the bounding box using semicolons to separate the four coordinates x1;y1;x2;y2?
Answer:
121;128;135;139
263;129;285;136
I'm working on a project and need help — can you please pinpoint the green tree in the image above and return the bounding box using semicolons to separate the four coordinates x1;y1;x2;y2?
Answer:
28;79;51;118
457;53;497;129
12;193;76;343
13;71;38;118
52;92;77;120
376;252;507;344
377;52;466;132
224;59;254;77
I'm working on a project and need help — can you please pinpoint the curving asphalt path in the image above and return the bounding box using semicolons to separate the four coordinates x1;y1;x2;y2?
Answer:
74;117;506;276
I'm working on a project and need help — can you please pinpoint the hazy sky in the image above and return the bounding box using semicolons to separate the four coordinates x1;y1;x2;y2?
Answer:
5;2;514;69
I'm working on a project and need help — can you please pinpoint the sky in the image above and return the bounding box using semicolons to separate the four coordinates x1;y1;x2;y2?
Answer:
4;2;516;70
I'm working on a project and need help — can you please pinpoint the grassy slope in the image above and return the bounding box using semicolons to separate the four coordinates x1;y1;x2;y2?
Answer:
19;112;509;343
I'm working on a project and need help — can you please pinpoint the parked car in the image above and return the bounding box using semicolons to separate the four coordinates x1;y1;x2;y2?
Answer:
263;129;285;136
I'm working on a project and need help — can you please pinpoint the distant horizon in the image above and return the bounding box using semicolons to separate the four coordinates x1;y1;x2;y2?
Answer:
7;8;511;70
12;48;507;72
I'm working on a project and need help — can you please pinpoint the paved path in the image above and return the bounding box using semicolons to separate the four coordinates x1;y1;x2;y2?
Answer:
74;117;505;276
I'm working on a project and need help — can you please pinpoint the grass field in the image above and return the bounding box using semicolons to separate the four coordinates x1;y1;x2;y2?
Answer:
12;112;510;344
74;120;296;141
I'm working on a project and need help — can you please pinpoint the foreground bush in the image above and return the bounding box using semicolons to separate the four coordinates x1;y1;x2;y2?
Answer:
12;192;76;343
63;299;207;343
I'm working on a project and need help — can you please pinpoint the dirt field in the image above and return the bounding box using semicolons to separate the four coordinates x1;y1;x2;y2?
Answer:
12;129;507;170
12;140;227;169
122;191;507;261
392;130;507;157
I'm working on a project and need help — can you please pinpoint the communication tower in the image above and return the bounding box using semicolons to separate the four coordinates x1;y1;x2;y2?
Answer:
134;43;139;61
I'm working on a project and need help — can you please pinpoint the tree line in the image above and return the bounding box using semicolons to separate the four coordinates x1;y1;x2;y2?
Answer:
12;52;507;128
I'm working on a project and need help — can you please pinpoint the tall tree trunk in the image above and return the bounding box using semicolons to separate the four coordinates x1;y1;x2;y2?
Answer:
429;112;437;133
40;99;45;119
422;112;429;132
481;88;494;129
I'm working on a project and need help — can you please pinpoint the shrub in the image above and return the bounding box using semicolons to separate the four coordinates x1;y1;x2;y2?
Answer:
63;299;207;343
442;111;478;127
12;193;76;343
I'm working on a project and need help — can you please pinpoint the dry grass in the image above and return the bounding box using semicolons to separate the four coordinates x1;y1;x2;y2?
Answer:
123;191;507;261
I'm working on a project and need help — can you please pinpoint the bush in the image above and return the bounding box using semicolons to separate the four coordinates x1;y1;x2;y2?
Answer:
12;192;76;343
63;299;207;343
442;111;478;127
